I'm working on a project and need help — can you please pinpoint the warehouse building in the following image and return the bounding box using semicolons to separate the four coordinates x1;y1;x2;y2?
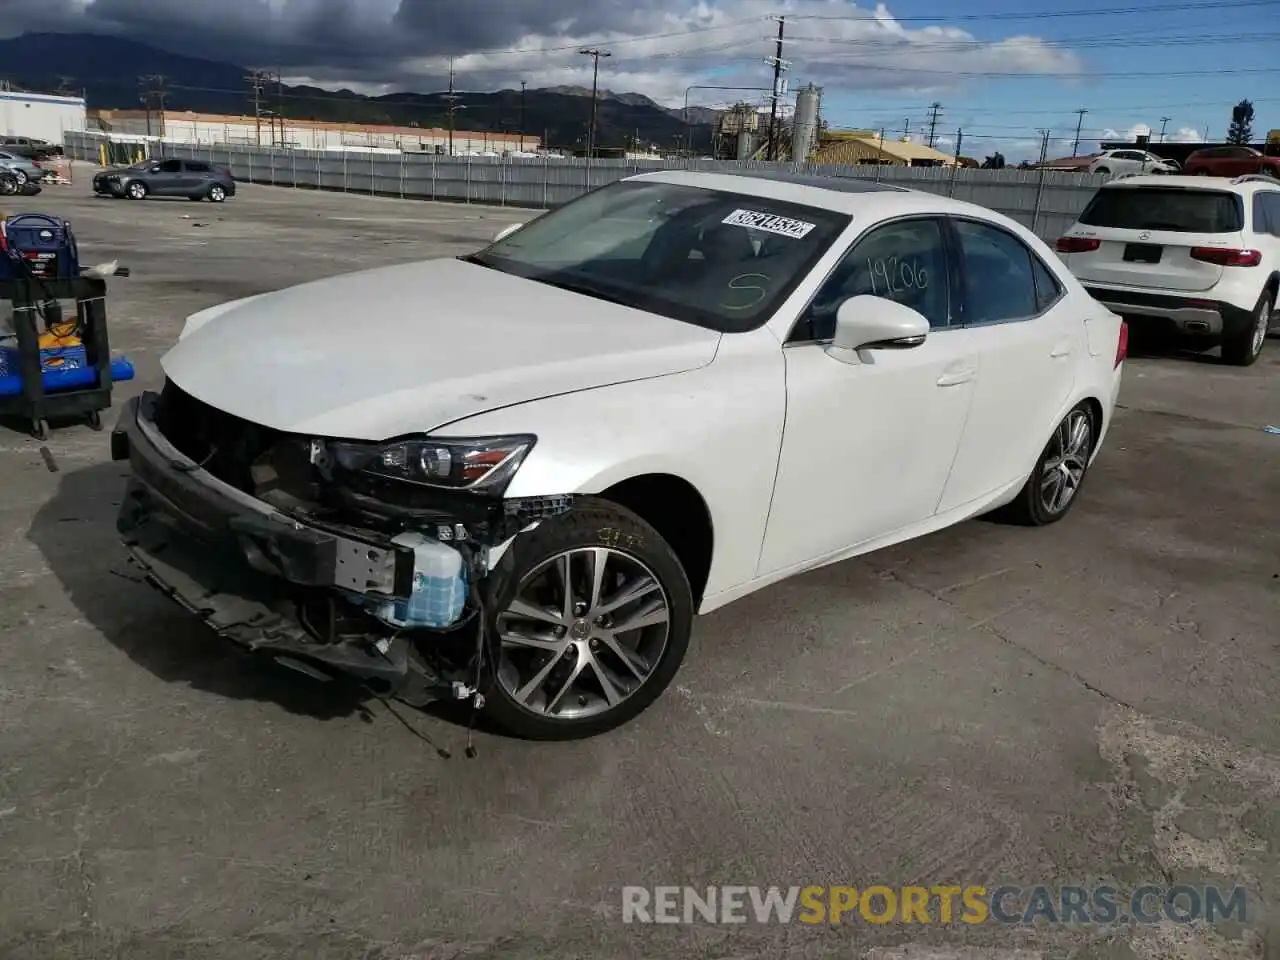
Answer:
88;110;541;155
811;130;957;167
0;90;88;143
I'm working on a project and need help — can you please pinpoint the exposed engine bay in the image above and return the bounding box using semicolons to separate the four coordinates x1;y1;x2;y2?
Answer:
112;379;575;719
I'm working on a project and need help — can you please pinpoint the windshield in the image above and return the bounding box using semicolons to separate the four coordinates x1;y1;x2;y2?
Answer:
469;180;850;333
1079;187;1243;233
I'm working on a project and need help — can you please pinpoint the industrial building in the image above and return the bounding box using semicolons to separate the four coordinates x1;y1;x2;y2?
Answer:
811;131;958;167
87;110;542;155
0;90;88;143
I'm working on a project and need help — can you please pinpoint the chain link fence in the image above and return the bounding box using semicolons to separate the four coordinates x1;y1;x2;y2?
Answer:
63;131;1108;241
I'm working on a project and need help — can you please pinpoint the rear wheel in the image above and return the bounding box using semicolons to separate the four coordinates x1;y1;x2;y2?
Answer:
1004;404;1096;527
483;500;693;740
126;180;148;200
1222;289;1272;366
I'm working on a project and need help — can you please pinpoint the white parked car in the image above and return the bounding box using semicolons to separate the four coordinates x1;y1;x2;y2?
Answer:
112;171;1127;740
1057;173;1280;365
1088;150;1179;177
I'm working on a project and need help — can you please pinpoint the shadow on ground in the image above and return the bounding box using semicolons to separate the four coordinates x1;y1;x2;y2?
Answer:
26;460;379;721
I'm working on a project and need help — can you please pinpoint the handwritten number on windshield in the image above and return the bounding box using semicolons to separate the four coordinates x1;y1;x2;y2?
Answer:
867;257;928;296
722;273;771;311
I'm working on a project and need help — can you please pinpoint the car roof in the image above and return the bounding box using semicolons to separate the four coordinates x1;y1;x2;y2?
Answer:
622;168;1015;223
1099;174;1280;193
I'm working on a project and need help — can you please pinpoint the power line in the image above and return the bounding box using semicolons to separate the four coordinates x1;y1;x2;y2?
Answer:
791;0;1280;24
579;47;612;159
245;71;266;145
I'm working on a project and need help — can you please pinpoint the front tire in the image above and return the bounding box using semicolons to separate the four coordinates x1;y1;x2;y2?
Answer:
483;500;693;740
1004;404;1096;526
126;180;148;200
12;169;27;185
1095;166;1110;176
1222;289;1272;366
208;184;227;202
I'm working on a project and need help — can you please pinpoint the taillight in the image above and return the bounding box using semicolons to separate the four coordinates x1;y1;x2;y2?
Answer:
1116;321;1128;367
1057;236;1101;253
1189;247;1261;267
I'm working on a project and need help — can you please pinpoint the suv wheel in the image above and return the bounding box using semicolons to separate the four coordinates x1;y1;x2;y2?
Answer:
1095;166;1110;175
1222;289;1273;366
126;180;148;200
483;500;693;740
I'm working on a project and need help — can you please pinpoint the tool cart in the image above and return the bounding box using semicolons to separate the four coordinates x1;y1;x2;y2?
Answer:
0;214;133;440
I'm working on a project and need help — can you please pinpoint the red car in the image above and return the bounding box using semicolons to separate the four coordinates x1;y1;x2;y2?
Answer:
1182;146;1280;178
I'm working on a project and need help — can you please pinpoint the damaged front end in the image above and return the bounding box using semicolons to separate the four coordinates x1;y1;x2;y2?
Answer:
112;380;574;706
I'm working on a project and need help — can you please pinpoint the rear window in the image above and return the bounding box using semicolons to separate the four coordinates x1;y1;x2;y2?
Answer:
1079;187;1243;233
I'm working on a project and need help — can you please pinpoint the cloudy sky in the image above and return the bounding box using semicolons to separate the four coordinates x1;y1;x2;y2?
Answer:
5;0;1278;158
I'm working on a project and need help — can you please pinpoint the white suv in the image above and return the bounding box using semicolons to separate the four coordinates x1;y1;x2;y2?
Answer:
1088;150;1179;177
1056;174;1280;365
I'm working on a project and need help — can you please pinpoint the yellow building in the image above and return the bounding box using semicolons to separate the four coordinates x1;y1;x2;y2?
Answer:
811;130;957;167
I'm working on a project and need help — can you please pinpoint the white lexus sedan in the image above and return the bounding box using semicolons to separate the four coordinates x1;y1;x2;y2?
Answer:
111;170;1127;740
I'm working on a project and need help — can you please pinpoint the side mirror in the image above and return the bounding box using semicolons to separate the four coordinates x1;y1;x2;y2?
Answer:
828;295;929;360
493;222;524;243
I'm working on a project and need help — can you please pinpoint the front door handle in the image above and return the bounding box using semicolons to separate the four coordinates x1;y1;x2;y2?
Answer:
937;365;977;387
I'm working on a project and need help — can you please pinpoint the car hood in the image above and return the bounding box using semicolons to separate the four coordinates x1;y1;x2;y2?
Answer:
161;258;722;440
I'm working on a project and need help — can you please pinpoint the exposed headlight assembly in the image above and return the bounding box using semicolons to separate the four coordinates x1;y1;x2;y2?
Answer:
332;435;535;494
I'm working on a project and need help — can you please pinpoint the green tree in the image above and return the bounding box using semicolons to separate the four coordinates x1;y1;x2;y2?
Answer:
1227;99;1254;145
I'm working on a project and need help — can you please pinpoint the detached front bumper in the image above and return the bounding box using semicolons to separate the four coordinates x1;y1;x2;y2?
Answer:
111;393;458;702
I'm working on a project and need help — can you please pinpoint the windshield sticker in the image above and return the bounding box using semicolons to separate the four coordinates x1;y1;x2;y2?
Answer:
721;209;816;239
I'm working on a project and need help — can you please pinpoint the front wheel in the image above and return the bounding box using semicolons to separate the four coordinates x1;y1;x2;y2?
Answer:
126;180;148;200
1094;166;1110;176
483;500;693;740
1004;404;1096;526
207;184;227;202
11;169;27;185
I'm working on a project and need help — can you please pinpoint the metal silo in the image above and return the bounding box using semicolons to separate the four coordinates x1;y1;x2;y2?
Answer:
791;84;822;162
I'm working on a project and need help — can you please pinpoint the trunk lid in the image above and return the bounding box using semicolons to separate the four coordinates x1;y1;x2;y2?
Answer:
1058;184;1245;292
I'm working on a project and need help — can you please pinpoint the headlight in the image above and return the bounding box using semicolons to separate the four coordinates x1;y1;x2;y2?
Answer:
333;435;535;494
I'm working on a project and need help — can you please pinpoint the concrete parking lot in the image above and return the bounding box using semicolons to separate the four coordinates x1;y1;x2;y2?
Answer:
0;176;1277;960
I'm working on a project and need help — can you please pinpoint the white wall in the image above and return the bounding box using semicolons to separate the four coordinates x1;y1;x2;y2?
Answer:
0;92;88;143
102;115;538;154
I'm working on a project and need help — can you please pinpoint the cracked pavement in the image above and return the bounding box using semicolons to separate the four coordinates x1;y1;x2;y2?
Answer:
0;177;1277;959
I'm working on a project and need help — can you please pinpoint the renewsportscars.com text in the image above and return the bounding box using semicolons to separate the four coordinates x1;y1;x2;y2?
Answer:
621;885;1248;925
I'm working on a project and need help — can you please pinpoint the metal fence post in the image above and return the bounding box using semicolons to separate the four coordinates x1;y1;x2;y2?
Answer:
343;149;348;192
247;150;253;183
466;156;472;203
370;149;375;195
543;155;549;208
500;156;507;207
431;155;437;200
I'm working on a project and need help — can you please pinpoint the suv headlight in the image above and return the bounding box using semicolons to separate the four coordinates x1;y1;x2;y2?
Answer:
332;435;535;494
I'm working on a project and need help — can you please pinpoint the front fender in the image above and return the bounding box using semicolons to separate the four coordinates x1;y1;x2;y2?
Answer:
441;327;786;601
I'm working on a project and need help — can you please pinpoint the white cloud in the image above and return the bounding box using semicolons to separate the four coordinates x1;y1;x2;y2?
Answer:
1100;123;1204;145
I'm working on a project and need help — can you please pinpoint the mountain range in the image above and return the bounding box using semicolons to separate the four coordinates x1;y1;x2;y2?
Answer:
0;33;723;152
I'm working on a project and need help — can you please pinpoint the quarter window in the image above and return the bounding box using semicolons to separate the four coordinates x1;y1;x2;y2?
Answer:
794;218;950;341
953;220;1039;324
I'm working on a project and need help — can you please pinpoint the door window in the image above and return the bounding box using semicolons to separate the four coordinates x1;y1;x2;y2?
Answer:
793;217;951;341
952;220;1041;324
185;160;211;173
1260;194;1280;236
1032;256;1064;312
158;159;181;173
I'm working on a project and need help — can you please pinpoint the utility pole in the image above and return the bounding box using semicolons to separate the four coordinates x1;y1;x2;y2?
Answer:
765;16;788;161
139;75;167;137
1159;116;1171;143
442;57;464;156
903;117;910;141
1072;108;1088;156
275;70;286;146
1037;128;1051;163
138;78;153;138
579;48;612;159
926;102;942;148
519;80;527;151
246;71;266;146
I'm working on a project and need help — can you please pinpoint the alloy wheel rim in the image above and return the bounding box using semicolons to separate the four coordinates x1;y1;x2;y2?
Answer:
211;186;225;200
494;547;671;721
130;183;144;198
1040;411;1092;515
14;170;26;184
1252;300;1269;356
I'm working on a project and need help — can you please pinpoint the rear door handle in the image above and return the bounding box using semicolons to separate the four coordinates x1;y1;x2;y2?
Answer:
937;364;977;387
